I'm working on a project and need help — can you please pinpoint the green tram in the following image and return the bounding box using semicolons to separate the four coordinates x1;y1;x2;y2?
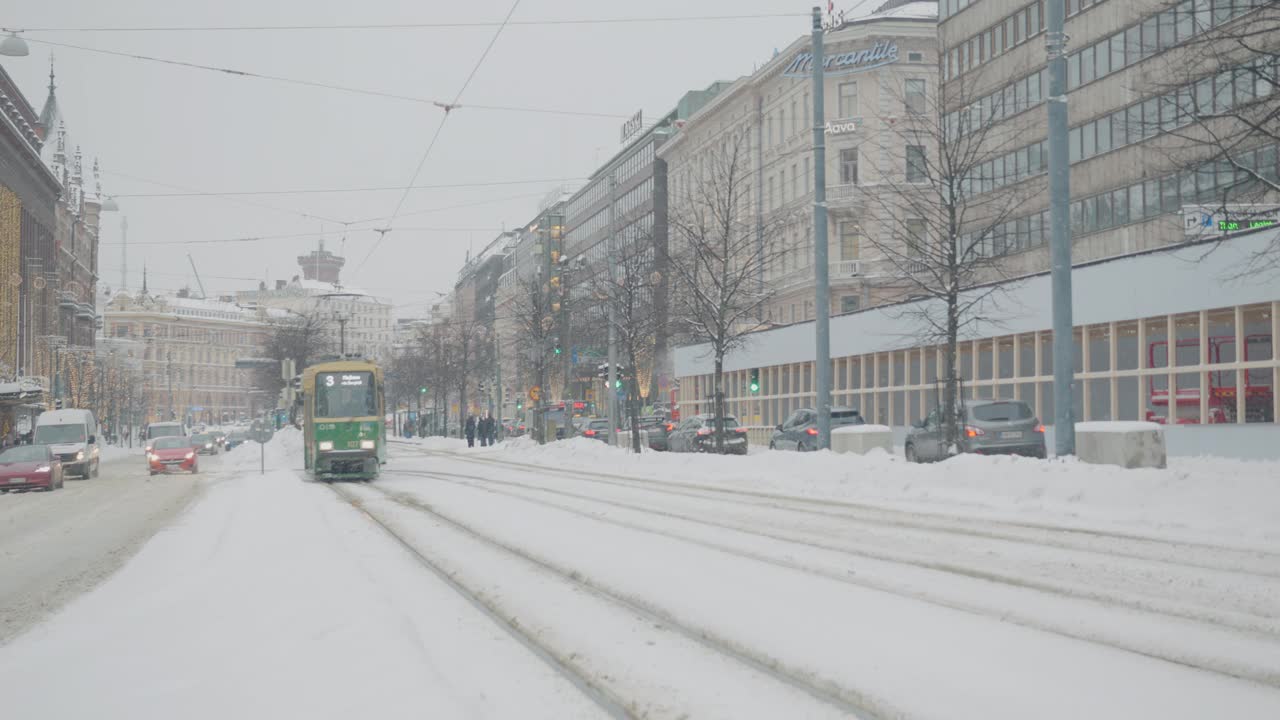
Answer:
301;359;386;481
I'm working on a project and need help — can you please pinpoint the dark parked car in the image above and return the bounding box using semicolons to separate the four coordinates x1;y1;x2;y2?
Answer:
224;431;249;451
770;407;865;451
579;418;612;442
905;399;1046;462
0;445;63;492
668;414;748;455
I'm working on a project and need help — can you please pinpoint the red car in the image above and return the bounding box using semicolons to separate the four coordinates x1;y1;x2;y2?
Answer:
0;445;64;492
148;436;199;475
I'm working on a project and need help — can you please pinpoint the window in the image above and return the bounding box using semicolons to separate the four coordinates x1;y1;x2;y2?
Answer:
791;163;799;200
840;148;859;184
839;82;858;118
1082;121;1096;158
803;90;810;130
803;156;811;194
905;79;926;114
906;145;927;182
1095;40;1110;77
1030;2;1042;33
1068;53;1081;89
905;218;927;257
1069;126;1082;162
1125;26;1141;66
908;51;923;62
839;221;861;260
841;296;860;313
1081;44;1095;85
767;115;774;147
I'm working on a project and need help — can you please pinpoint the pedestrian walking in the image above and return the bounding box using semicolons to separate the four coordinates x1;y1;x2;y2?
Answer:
478;416;489;447
465;415;477;448
488;414;499;445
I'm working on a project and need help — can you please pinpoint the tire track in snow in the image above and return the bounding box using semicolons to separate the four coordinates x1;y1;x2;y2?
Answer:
392;443;1280;579
336;480;898;720
324;482;636;720
385;466;1280;688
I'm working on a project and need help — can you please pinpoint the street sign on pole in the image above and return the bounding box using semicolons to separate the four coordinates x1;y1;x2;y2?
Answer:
249;421;274;475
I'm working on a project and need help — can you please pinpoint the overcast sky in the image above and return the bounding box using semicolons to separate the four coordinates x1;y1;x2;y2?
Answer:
4;0;839;317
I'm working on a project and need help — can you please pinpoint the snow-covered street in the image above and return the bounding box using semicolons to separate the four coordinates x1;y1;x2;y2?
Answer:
2;431;1279;719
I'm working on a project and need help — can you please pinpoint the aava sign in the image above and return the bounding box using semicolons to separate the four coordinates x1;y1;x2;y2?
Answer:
783;41;900;78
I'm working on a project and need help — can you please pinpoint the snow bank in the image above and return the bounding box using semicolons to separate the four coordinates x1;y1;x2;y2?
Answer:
1077;421;1164;433
832;424;892;434
456;440;1280;543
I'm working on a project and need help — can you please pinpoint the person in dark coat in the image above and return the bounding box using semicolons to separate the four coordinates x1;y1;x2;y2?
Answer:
465;415;477;448
487;414;499;445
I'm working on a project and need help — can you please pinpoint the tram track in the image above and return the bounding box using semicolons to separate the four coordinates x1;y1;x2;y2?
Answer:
388;441;1280;579
326;479;893;719
385;465;1280;689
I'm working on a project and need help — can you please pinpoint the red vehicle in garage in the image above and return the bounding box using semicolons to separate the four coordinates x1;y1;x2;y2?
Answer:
0;445;64;492
147;436;199;475
1147;334;1274;424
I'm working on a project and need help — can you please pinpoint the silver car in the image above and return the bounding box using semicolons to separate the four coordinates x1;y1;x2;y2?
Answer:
905;399;1046;462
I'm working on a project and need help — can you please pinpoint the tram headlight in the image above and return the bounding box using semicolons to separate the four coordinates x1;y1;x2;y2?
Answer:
318;441;334;451
360;440;375;450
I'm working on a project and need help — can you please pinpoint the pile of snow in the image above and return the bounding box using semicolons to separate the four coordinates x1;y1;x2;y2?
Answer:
446;439;1280;543
1076;421;1164;433
832;424;892;434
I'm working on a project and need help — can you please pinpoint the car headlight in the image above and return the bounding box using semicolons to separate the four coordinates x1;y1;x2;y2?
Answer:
318;441;334;451
185;452;195;460
360;439;375;450
147;452;157;461
205;443;213;449
76;450;85;460
35;465;51;473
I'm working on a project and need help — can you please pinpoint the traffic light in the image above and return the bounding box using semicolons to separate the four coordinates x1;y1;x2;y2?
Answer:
614;378;623;390
419;386;427;395
554;345;562;355
749;368;760;394
516;398;523;410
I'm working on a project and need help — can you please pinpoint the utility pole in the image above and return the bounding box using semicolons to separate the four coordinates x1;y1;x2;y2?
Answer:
1046;0;1075;456
166;350;174;421
335;315;349;356
811;6;832;450
537;217;553;444
606;174;619;445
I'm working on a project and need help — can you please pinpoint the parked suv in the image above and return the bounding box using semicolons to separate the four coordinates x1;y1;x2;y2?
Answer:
905;399;1046;462
770;407;865;451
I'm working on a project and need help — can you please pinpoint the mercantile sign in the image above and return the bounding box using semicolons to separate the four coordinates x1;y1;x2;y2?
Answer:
782;41;900;78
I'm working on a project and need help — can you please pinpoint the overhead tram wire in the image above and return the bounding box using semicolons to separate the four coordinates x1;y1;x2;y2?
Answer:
356;0;523;274
111;176;590;199
99;226;504;248
22;38;627;120
103;168;351;225
20;13;807;33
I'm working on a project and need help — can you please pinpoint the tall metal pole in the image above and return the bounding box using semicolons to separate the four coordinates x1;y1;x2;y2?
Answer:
811;6;833;450
1046;0;1075;456
606;174;619;445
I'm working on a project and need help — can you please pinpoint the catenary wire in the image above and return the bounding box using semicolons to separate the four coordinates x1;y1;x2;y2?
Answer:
18;13;807;33
111;177;589;198
357;0;523;273
102;168;351;224
23;37;628;120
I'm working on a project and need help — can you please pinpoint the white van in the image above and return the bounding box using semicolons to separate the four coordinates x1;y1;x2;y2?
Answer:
34;409;101;479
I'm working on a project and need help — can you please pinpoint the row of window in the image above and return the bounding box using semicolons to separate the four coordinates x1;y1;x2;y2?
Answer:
965;142;1280;259
945;0;1263;143
566;141;656;222
831;144;928;186
963;54;1273;198
1070;56;1276;164
945;0;1116;81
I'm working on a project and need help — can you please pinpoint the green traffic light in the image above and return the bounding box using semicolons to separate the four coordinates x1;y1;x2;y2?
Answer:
554;346;562;355
750;381;760;393
419;387;427;394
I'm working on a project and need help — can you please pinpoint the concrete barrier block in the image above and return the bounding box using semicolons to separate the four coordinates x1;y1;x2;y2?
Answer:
1075;422;1167;469
831;424;894;455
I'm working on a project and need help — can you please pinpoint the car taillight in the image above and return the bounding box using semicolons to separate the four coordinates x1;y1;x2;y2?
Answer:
735;428;748;434
965;425;985;438
805;427;818;436
583;429;596;436
665;423;674;432
695;428;712;436
1034;423;1046;433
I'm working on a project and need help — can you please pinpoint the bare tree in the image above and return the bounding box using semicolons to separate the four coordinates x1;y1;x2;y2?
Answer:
438;314;492;434
589;229;663;453
510;275;557;443
1145;1;1280;276
668;132;790;452
860;66;1042;453
253;310;332;408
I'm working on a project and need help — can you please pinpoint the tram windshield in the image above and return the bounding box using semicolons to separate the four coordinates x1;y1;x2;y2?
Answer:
316;371;378;418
